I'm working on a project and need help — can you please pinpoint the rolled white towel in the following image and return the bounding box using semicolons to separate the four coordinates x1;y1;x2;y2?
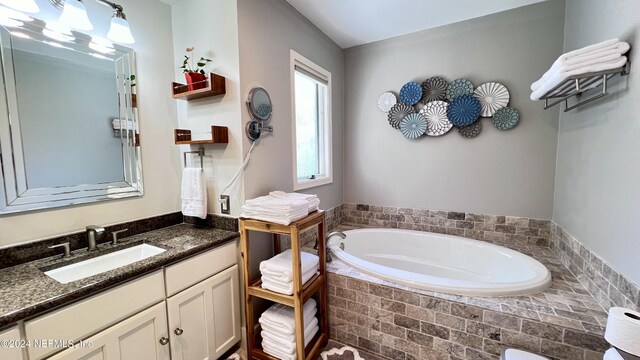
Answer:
532;41;630;90
261;266;318;295
261;317;318;349
260;250;319;282
258;299;317;334
531;56;628;100
262;325;319;356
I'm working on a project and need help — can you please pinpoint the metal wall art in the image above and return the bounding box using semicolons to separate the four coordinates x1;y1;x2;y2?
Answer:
378;75;519;139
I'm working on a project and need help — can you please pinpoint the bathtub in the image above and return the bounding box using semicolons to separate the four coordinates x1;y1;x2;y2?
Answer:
328;228;551;296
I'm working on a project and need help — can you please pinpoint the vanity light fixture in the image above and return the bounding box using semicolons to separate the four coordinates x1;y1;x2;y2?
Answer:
49;0;135;44
59;0;93;31
0;0;39;14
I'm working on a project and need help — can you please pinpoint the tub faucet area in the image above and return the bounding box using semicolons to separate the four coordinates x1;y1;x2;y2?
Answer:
318;231;346;262
86;225;105;251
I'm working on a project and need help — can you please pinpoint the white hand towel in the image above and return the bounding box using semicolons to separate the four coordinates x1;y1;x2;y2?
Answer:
261;317;318;345
244;195;309;210
531;42;630;90
262;344;297;360
530;56;628;100
262;325;319;356
261;267;318;295
258;299;317;334
260;250;319;282
181;168;207;219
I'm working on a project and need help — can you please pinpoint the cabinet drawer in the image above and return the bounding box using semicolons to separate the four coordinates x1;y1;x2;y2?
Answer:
25;270;164;359
164;241;236;297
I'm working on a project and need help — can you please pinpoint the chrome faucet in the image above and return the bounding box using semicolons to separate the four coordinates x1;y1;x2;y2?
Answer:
316;231;346;262
86;225;105;251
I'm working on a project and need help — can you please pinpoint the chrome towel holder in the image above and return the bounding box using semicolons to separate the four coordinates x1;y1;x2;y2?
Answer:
183;148;205;171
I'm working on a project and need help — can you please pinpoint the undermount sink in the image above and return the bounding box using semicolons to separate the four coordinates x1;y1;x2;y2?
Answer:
44;244;166;284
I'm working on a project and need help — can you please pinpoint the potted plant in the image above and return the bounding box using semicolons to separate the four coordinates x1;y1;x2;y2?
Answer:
180;47;212;91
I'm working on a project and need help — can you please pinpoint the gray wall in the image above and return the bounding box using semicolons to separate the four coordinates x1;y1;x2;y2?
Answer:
553;0;640;284
343;1;565;219
237;0;344;209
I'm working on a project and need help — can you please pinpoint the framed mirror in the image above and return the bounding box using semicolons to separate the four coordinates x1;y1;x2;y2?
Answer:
246;87;272;122
0;19;142;215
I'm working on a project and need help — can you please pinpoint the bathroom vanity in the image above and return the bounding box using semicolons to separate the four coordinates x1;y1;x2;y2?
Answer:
0;225;241;360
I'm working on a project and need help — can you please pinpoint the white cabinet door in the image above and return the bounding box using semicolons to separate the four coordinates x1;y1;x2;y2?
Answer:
48;302;170;360
167;265;241;360
0;326;25;360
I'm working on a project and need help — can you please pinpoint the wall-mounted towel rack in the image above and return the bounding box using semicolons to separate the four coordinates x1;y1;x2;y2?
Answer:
540;62;630;112
183;148;205;170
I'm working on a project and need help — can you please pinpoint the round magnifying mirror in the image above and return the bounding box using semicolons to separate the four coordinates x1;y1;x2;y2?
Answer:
247;87;272;122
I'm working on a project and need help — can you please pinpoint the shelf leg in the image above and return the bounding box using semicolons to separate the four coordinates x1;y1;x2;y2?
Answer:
317;220;329;347
240;223;255;356
291;227;306;360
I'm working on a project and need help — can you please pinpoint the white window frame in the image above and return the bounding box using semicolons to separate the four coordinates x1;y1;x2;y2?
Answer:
290;50;333;191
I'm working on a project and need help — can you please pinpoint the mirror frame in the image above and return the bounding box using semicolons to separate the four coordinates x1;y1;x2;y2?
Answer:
0;23;143;215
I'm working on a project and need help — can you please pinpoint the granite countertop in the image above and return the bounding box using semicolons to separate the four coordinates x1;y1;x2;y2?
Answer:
0;224;239;328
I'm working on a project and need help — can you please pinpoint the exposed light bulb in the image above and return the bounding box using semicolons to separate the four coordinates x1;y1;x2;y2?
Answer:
0;0;39;14
107;11;134;44
59;0;93;31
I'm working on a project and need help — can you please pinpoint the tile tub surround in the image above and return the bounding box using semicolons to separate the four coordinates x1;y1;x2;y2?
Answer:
0;224;238;328
0;212;184;270
326;221;612;360
342;204;550;247
550;222;640;312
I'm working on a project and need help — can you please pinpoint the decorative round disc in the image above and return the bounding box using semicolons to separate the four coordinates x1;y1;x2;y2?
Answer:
400;113;427;139
446;78;474;101
419;101;453;136
492;107;520;130
377;92;397;112
458;120;482;138
387;103;415;129
421;76;448;103
399;82;423;105
447;95;481;126
473;82;510;117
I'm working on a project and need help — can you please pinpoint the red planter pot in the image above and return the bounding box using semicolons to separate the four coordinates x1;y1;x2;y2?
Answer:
184;72;207;91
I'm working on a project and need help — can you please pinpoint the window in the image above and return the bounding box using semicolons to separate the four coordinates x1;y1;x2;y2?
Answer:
291;50;332;190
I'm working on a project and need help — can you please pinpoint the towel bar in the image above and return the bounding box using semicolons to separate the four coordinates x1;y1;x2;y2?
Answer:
539;62;630;112
183;148;205;170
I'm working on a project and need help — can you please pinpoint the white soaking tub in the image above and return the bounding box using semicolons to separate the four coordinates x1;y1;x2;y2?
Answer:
328;228;551;296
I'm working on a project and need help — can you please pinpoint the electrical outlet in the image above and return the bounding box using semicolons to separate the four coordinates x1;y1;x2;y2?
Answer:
220;195;230;214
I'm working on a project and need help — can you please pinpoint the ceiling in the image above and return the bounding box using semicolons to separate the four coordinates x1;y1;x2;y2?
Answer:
285;0;547;49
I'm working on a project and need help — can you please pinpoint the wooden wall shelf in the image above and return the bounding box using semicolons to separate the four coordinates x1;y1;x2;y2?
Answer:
172;73;226;101
174;126;229;145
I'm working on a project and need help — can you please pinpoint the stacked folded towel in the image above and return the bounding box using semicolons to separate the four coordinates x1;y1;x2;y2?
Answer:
260;299;319;360
241;191;320;225
269;191;320;213
260;250;319;295
530;38;630;100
